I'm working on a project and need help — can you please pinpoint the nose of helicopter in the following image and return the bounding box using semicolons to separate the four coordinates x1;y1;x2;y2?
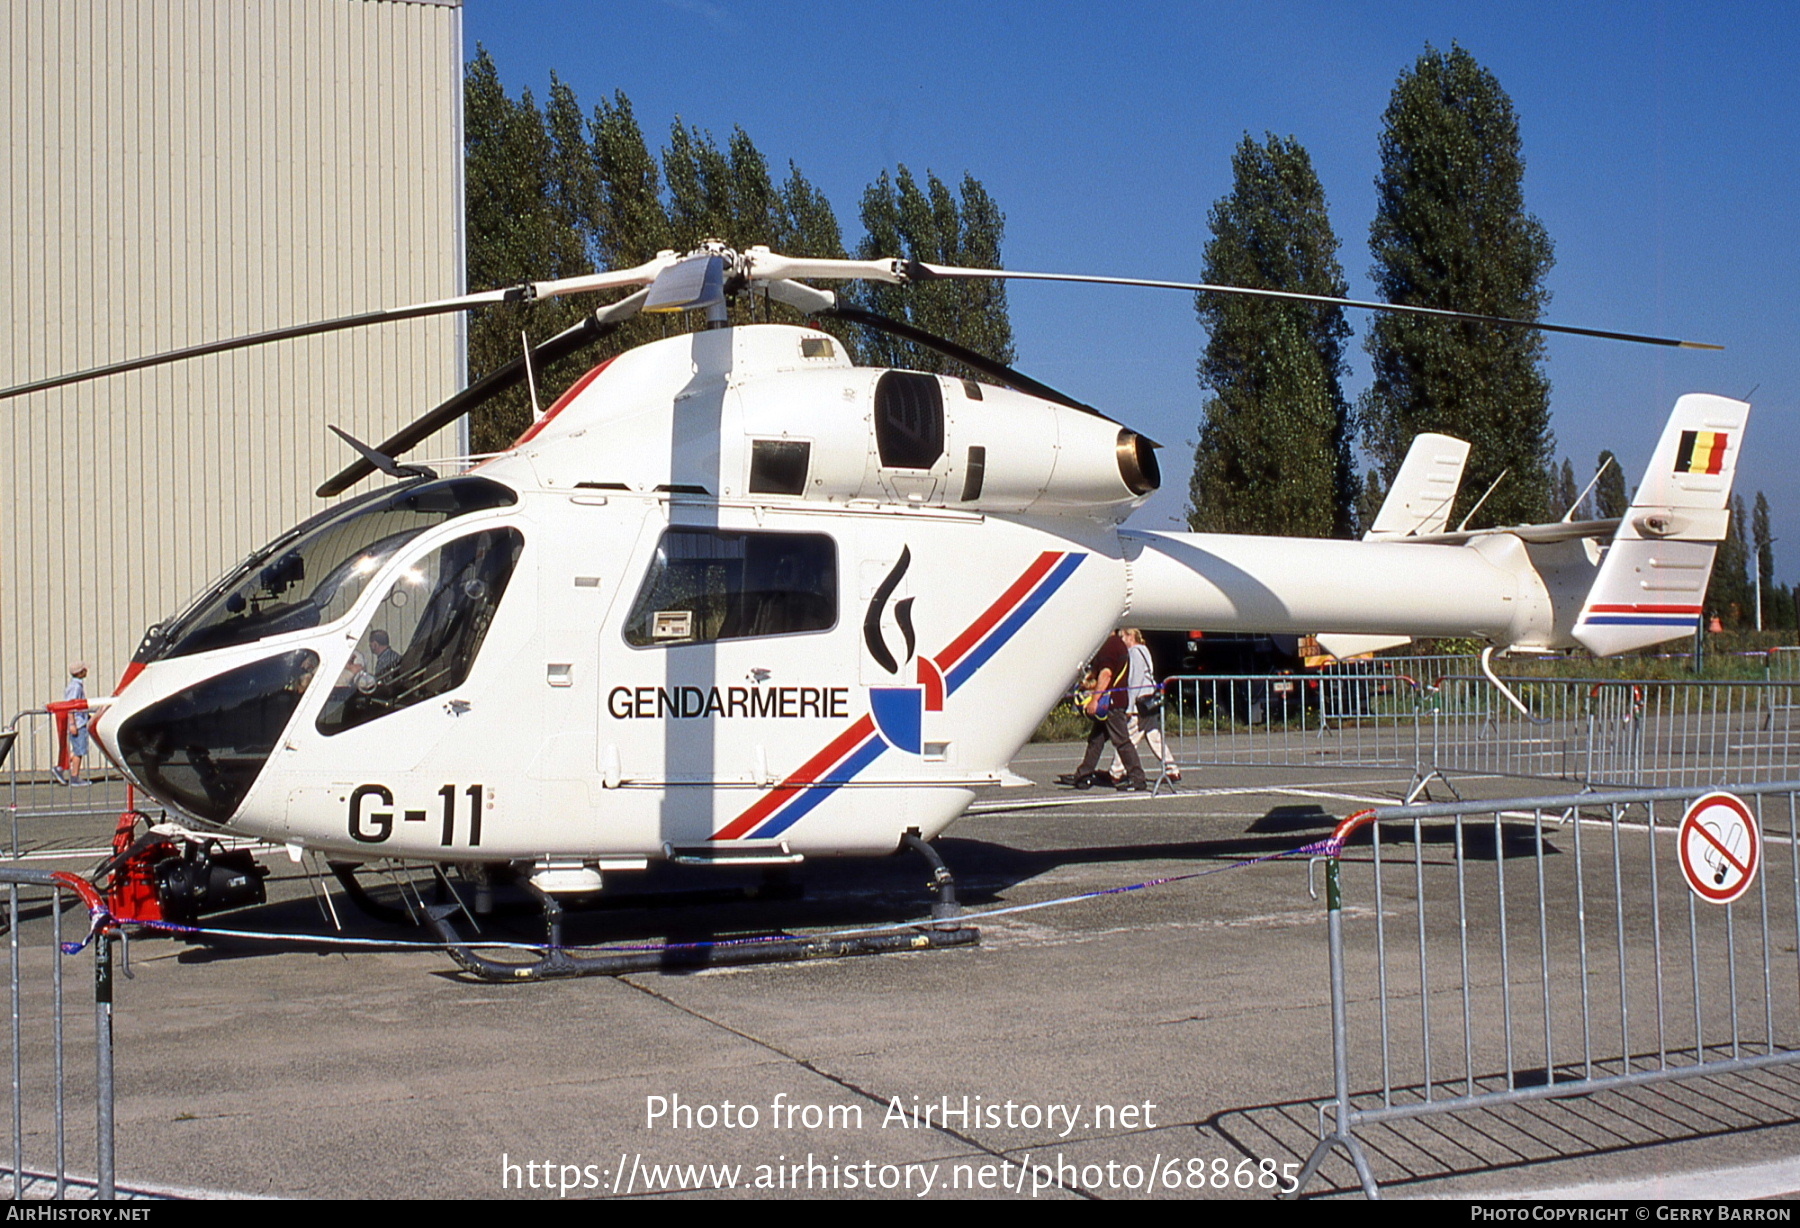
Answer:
103;649;320;825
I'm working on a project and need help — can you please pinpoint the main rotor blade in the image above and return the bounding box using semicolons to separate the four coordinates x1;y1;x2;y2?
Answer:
901;262;1724;351
738;248;1721;350
0;255;675;404
315;314;621;497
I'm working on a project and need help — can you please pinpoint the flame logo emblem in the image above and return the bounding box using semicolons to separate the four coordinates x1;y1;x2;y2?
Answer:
862;546;916;675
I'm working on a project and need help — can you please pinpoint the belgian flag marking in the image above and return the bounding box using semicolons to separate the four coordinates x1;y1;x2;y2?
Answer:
1675;430;1729;475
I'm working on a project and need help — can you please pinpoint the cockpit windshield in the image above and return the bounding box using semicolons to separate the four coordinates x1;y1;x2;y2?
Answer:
140;477;517;663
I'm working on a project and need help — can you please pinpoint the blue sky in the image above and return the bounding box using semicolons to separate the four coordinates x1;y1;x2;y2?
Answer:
468;1;1800;584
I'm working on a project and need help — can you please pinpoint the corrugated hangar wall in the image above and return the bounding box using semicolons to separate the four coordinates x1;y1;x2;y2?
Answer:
0;0;465;717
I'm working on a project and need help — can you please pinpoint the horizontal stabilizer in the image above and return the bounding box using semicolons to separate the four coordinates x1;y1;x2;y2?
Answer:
1390;517;1622;547
1317;633;1412;659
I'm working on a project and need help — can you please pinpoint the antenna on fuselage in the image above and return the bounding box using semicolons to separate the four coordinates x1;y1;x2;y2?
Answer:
1456;469;1510;532
521;330;543;421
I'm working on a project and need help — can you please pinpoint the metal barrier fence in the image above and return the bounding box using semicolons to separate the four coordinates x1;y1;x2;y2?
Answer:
1163;670;1422;772
1164;672;1800;790
1292;780;1800;1199
3;710;143;857
0;868;115;1200
1427;675;1799;788
1772;646;1800;682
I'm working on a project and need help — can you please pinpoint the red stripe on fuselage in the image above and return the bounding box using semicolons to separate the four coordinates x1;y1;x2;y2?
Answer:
1588;604;1703;614
933;551;1061;671
711;715;877;841
113;661;145;696
711;550;1067;842
918;656;945;711
508;355;617;449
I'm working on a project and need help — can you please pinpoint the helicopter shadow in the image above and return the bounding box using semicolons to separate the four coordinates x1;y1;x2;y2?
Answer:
156;811;1300;971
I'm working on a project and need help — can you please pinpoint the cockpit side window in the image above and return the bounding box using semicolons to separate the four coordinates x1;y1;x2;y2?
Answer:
316;526;524;736
623;528;836;647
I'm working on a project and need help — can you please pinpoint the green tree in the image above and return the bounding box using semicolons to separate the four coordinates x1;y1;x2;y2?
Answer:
583;90;677;363
662;121;734;248
545;73;601;256
469;61;1033;446
1188;135;1354;537
848;167;1014;378
1355;466;1387;536
1361;44;1556;528
657;121;852;341
463;51;595;451
1710;494;1753;628
464;62;864;446
590;91;672;269
1777;583;1798;632
1552;458;1579;519
1594;450;1629;519
1754;490;1776;627
777;162;848;260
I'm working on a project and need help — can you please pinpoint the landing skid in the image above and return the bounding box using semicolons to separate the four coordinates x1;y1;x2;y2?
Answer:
429;910;978;981
428;833;977;983
330;859;804;925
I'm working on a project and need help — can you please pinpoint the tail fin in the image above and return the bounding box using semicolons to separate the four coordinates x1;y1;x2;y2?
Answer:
1365;433;1470;539
1573;393;1751;656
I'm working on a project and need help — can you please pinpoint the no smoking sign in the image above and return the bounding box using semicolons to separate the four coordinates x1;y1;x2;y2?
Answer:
1678;792;1761;905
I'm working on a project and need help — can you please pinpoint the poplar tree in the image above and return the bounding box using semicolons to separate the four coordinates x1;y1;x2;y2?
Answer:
1189;135;1353;537
464;52;594;450
584;91;676;363
849;167;1014;378
662;121;737;248
1594;450;1629;518
659;122;855;343
1362;44;1556;528
1355;467;1387;535
1754;491;1777;625
1710;494;1753;628
464;61;858;445
462;60;1014;442
1553;458;1580;519
590;91;671;269
777;163;849;260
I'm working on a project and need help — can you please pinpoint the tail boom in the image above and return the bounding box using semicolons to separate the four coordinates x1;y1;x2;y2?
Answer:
1120;394;1748;657
1120;530;1556;646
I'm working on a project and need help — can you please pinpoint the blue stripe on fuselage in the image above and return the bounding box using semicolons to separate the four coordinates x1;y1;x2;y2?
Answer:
946;553;1085;694
747;734;887;839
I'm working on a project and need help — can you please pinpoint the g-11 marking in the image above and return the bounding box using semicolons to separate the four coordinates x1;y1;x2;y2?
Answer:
349;783;485;848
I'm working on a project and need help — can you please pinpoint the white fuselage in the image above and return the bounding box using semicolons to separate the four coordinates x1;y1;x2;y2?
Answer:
89;325;1613;867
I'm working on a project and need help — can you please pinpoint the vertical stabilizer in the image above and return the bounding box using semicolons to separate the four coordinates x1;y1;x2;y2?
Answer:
1573;394;1750;656
1350;432;1470;655
1366;433;1470;539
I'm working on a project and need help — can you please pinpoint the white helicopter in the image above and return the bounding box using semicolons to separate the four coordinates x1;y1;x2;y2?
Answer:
4;243;1745;978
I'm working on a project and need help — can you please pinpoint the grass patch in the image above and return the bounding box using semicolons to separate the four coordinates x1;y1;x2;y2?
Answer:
1030;700;1095;743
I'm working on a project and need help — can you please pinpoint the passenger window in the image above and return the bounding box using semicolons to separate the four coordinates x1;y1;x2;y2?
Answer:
624;528;835;647
317;527;524;735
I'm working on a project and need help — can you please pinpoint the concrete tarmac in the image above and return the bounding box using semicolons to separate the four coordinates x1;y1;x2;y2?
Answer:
9;747;1800;1200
